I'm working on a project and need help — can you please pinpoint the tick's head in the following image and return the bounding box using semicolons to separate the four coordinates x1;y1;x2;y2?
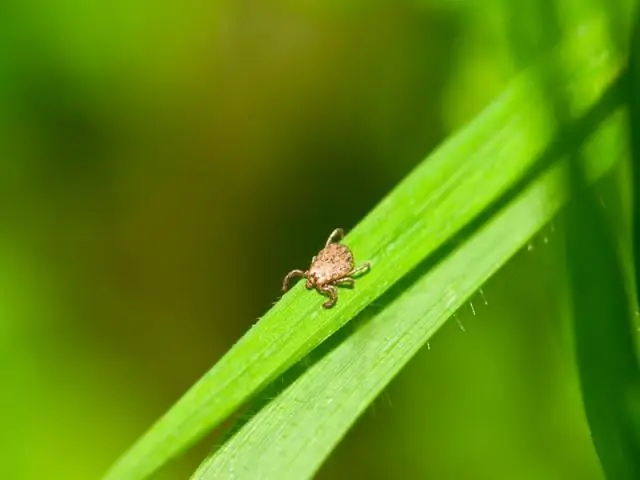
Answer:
305;273;317;289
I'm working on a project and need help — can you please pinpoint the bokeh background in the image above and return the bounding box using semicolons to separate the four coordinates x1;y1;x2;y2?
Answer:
1;1;615;479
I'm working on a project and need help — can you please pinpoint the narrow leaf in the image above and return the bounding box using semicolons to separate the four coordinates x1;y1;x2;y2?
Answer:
193;106;627;480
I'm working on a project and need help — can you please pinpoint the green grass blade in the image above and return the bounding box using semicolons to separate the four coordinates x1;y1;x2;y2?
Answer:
629;5;640;316
528;1;640;476
559;7;640;478
628;7;640;455
103;14;624;480
565;150;640;479
192;104;627;480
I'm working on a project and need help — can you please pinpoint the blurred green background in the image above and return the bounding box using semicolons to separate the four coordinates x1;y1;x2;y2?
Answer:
1;1;616;479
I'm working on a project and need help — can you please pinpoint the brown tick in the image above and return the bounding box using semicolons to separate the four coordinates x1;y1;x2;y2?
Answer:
282;228;370;308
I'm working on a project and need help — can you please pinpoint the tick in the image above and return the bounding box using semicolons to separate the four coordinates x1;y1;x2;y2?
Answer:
282;228;370;308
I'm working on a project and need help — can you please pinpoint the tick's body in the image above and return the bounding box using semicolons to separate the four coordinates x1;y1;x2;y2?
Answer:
282;228;370;308
310;242;353;284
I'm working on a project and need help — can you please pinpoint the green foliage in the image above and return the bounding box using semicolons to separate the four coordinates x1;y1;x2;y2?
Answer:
566;153;640;480
102;7;638;478
191;117;626;480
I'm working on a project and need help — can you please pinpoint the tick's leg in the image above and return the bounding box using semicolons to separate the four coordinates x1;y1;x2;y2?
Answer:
325;228;345;246
282;270;306;292
318;285;338;308
335;277;354;288
349;261;371;277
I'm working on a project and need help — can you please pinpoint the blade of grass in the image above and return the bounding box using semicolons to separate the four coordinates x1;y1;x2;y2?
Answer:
629;2;640;315
103;14;624;480
192;100;627;480
629;4;640;451
529;2;640;476
565;141;640;479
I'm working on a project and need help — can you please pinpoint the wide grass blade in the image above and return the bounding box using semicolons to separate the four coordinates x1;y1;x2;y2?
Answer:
103;14;624;480
192;107;628;480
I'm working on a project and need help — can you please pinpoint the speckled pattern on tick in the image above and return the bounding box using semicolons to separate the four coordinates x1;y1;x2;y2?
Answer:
282;228;370;308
